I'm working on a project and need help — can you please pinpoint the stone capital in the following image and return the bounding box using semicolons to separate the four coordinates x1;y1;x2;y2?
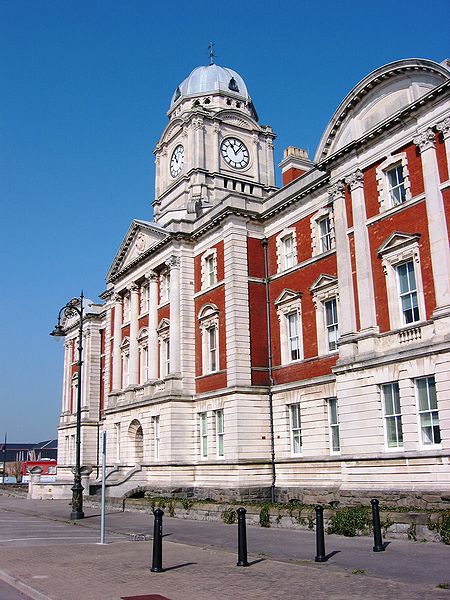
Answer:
329;180;345;201
436;117;450;139
112;293;122;304
413;127;436;153
145;270;158;281
127;282;139;293
345;169;364;191
167;255;180;269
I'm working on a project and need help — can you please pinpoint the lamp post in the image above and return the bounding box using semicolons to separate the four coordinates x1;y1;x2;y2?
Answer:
50;292;85;520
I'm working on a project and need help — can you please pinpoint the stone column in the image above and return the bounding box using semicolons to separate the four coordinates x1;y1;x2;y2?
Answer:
112;294;123;390
168;256;181;374
62;341;70;414
252;133;260;181
223;216;252;386
330;181;357;357
436;117;450;170
146;271;159;380
128;283;139;386
345;169;378;341
266;138;275;187
414;128;450;319
213;122;220;172
194;117;205;169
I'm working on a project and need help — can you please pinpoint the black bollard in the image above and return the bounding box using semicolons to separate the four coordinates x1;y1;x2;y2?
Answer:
236;507;249;567
314;505;327;562
371;498;385;552
151;508;164;572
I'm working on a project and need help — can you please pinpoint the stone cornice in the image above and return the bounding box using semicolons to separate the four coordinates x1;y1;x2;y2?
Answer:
318;80;450;169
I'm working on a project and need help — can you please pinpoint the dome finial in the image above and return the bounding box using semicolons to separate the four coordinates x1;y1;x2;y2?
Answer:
208;41;215;66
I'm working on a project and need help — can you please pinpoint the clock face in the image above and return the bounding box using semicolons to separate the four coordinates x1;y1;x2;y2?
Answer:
170;144;184;178
221;137;250;169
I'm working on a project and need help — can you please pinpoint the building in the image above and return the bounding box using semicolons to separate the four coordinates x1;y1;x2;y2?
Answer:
55;57;450;507
1;440;57;483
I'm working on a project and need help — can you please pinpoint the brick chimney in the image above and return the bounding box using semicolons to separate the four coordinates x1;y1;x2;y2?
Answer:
279;147;314;186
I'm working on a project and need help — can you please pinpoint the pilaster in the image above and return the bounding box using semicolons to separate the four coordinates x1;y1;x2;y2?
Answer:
223;216;251;386
345;169;378;348
146;271;159;380
414;128;450;325
330;181;357;358
168;256;181;374
128;283;139;386
112;294;122;390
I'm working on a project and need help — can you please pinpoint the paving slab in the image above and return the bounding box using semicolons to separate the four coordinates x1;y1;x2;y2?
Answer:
1;494;450;600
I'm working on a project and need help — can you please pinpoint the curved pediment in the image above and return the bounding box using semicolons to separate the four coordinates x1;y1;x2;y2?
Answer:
315;58;450;163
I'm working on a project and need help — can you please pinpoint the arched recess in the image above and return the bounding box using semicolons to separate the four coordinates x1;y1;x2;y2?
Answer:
128;419;144;464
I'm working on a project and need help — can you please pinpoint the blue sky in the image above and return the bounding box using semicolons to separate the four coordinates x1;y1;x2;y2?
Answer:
1;0;448;442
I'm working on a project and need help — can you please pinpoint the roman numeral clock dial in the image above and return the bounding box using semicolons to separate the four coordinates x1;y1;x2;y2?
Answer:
170;144;184;178
221;137;250;169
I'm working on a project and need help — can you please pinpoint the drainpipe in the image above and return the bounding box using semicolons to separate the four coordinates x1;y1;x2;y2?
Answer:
261;238;276;503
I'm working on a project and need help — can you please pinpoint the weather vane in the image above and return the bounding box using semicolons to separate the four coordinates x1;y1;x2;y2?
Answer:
208;41;215;66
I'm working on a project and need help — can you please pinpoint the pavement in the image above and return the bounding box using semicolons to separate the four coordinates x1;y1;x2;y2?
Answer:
0;492;449;600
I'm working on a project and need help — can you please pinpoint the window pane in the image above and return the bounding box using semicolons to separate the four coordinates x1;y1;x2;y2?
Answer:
428;377;437;409
329;398;338;424
331;427;340;452
417;378;429;411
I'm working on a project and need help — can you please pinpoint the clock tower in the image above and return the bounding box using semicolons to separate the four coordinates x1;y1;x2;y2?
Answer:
152;63;276;226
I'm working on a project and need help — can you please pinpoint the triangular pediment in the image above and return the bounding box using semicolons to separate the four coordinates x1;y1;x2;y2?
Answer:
274;289;302;306
309;274;338;293
107;220;169;281
377;231;420;256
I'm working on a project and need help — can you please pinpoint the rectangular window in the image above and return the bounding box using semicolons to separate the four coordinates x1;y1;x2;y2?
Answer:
283;235;295;269
290;404;302;454
417;376;441;445
325;298;338;351
152;416;160;460
215;409;224;457
208;327;218;372
287;312;301;361
328;397;340;452
206;255;215;287
163;339;170;377
199;412;208;458
382;383;403;448
397;261;419;324
319;217;332;252
387;165;406;206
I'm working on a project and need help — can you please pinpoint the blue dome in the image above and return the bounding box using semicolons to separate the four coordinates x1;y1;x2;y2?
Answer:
171;64;249;107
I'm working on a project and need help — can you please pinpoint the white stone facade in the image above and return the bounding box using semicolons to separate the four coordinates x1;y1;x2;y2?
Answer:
56;58;450;506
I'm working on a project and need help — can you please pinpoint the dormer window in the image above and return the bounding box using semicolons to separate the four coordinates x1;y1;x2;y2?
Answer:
228;78;239;93
173;87;181;102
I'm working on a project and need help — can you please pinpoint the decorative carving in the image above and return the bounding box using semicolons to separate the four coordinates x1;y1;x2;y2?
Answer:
128;283;139;293
167;255;180;269
113;293;122;304
345;169;364;191
329;180;345;201
145;270;158;281
192;117;204;131
213;122;220;133
413;128;436;153
436;118;450;139
135;232;147;254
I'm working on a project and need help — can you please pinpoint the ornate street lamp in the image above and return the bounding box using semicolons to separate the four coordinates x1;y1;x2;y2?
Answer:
50;292;85;519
